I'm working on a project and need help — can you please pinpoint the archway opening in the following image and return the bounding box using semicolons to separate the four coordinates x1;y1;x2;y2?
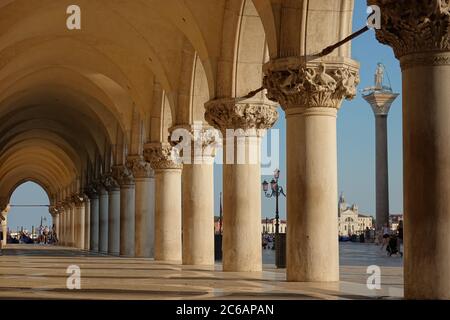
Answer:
7;181;51;242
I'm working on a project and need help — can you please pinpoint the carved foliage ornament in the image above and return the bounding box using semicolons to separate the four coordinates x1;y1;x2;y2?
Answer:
368;0;450;58
126;158;153;179
204;100;279;134
102;172;120;191
263;63;359;109
72;194;85;207
84;184;98;199
144;144;182;170
112;165;135;186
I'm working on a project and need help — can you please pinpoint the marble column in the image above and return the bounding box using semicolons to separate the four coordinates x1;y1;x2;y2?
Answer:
145;143;182;262
97;180;109;254
70;202;75;248
363;89;399;229
73;199;79;248
205;99;278;272
1;205;9;246
104;174;120;256
128;156;155;258
56;204;64;244
64;200;74;247
370;0;450;299
60;206;66;246
264;57;359;281
84;196;90;250
114;166;136;257
49;206;60;244
87;187;99;252
74;196;85;249
63;204;69;246
171;124;216;266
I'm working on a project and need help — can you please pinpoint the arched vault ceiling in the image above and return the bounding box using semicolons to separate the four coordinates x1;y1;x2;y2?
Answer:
0;0;226;108
0;0;291;200
0;66;130;138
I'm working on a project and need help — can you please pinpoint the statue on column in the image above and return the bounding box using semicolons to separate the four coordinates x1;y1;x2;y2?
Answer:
375;63;384;90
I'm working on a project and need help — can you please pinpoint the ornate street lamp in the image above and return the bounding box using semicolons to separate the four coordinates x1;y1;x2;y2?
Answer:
262;169;286;237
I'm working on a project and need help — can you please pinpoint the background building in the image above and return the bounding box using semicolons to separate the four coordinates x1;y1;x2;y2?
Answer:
338;194;373;236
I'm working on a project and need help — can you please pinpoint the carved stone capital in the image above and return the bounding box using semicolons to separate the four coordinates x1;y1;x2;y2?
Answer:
56;203;65;214
204;99;279;134
84;184;99;199
363;91;399;116
126;156;153;179
263;57;359;110
112;165;135;187
144;142;183;170
64;197;74;208
102;172;120;192
368;0;450;59
0;197;10;213
72;194;85;208
49;205;59;217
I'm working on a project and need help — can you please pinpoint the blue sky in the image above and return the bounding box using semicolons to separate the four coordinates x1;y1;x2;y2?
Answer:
8;0;402;230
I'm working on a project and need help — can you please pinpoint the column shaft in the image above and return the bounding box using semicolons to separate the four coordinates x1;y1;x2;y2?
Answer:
222;136;262;272
89;196;99;251
120;185;135;256
76;204;85;249
108;189;120;255
1;215;7;246
53;214;60;244
135;177;155;258
70;205;75;247
155;169;182;261
375;115;390;228
286;108;339;281
61;211;66;245
403;58;450;299
84;198;90;250
98;189;109;253
74;205;79;247
58;209;64;246
182;163;215;265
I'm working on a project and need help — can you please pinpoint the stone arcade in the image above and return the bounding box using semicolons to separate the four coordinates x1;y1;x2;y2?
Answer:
0;0;449;299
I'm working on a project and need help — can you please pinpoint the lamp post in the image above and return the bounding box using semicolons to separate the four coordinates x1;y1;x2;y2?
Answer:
262;169;286;237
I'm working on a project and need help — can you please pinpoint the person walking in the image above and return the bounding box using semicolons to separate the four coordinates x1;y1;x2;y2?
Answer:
380;223;390;251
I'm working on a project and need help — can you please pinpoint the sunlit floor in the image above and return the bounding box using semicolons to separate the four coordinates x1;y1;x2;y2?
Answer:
0;243;403;300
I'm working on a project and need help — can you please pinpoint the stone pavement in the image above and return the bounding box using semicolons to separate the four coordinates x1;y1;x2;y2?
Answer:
0;243;403;300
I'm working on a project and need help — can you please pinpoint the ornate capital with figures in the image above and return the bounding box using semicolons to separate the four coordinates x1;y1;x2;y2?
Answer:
102;172;120;191
368;0;450;60
204;99;279;135
263;57;360;110
144;142;182;170
48;205;59;216
112;165;135;187
84;184;98;199
126;156;153;179
56;203;65;214
72;194;85;208
0;197;9;213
